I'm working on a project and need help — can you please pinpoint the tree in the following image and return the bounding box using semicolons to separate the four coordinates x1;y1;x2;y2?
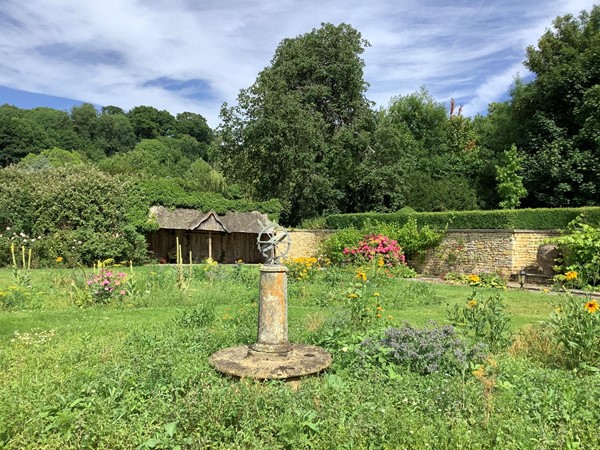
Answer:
496;145;527;209
175;112;213;144
361;90;483;212
218;23;373;225
95;113;136;156
495;6;600;207
97;138;190;178
18;147;83;169
0;113;49;166
127;106;176;140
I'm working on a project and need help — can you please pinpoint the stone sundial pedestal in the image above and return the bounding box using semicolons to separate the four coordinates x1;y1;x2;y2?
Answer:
209;225;332;380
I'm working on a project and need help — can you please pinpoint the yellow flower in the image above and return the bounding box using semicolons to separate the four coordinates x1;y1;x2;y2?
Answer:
387;315;393;320
468;274;480;284
584;299;598;314
356;270;367;282
472;366;485;378
376;314;382;318
376;306;383;311
378;258;385;267
373;292;381;297
347;293;359;299
468;299;477;308
565;271;578;281
55;256;63;263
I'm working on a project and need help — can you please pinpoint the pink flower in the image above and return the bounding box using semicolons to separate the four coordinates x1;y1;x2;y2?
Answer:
117;272;126;277
105;271;113;277
119;290;126;295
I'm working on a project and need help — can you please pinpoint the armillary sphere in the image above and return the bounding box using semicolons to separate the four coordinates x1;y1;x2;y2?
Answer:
257;224;291;265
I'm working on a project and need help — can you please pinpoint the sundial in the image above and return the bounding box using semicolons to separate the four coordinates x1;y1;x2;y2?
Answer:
257;224;291;265
209;223;332;380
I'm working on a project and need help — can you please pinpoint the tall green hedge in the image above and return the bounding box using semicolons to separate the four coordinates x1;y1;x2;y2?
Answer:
325;207;600;230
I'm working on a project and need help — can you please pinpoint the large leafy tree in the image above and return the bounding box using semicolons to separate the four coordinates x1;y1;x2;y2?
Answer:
217;23;373;225
362;90;481;212
127;106;176;140
485;6;600;207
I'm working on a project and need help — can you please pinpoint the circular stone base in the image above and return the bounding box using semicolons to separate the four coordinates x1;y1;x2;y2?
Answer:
209;344;332;380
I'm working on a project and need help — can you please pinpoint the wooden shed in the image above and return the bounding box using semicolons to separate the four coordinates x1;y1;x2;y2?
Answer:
147;206;272;264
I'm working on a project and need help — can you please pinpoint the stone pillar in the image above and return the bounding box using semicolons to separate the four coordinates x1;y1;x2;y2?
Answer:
250;264;290;355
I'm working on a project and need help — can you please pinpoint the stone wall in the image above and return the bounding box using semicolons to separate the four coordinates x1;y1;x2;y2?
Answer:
414;230;559;277
288;229;559;278
287;230;334;259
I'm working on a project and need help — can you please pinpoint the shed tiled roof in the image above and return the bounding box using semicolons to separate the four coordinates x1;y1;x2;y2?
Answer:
149;206;272;233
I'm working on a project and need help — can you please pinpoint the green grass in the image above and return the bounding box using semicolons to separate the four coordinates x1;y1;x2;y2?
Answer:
0;265;597;449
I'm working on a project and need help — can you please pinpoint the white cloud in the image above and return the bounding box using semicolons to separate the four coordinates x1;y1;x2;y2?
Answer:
0;0;597;126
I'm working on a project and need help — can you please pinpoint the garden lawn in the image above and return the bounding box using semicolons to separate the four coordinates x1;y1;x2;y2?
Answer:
0;265;597;449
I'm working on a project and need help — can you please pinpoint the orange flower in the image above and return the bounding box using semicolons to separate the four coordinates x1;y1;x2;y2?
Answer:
55;256;63;263
565;271;578;281
584;299;598;314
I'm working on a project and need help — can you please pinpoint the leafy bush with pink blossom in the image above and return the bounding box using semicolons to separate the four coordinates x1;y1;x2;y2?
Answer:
343;234;406;266
86;270;128;304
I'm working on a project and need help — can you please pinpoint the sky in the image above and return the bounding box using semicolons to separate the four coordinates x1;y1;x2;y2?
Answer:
0;0;596;128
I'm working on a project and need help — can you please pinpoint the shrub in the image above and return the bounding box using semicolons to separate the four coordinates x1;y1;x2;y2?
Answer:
444;272;506;289
446;290;512;352
325;206;600;231
0;165;150;267
343;234;405;267
286;257;320;281
358;322;486;375
549;215;600;287
318;228;363;264
370;217;444;263
85;269;128;305
549;292;600;370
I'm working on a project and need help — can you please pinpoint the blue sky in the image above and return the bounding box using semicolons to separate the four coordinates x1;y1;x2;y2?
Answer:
0;0;596;127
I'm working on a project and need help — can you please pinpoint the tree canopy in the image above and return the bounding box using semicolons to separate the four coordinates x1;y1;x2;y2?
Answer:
217;23;374;225
1;8;600;228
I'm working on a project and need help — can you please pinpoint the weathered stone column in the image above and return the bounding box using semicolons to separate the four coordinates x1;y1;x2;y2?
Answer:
250;264;290;354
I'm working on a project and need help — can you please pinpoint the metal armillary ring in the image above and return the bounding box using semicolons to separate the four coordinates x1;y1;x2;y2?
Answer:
257;224;291;265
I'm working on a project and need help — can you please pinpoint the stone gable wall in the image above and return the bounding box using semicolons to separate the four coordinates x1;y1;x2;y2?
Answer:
288;229;559;277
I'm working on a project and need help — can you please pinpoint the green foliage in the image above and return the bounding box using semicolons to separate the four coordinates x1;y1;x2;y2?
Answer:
447;290;513;352
549;292;600;370
496;144;527;209
326;206;600;230
217;23;374;226
549;215;600;285
127;105;176;140
18;147;83;169
368;217;445;263
1;267;599;448
481;6;600;209
0;165;149;267
135;177;282;219
183;159;226;194
318;228;363;264
358;322;486;375
444;272;507;289
319;218;443;266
